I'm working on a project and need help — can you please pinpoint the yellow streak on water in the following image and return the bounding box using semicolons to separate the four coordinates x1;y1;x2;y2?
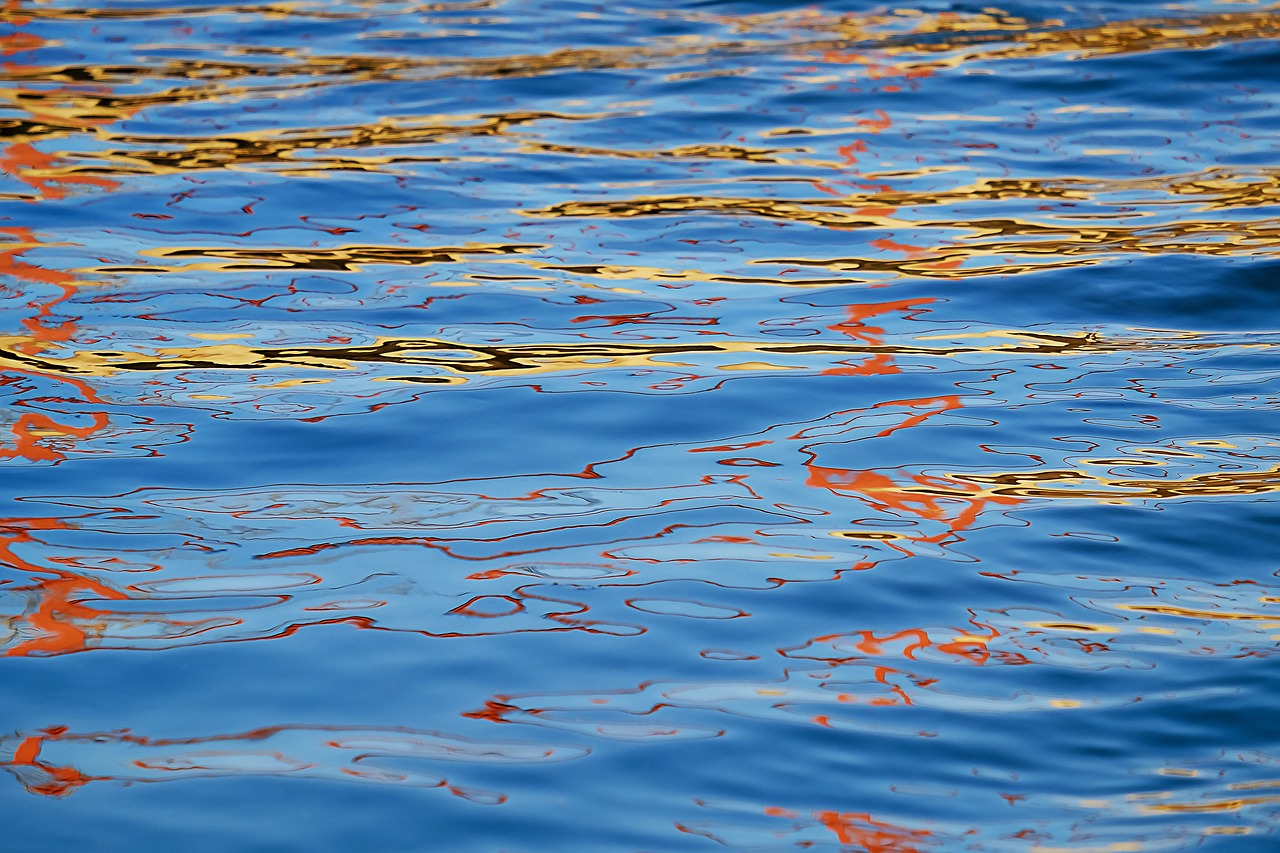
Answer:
1117;604;1280;623
896;4;1280;63
1139;794;1280;814
0;328;1132;379
947;465;1280;500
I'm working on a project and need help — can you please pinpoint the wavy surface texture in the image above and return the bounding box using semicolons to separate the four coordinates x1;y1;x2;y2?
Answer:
2;0;1279;849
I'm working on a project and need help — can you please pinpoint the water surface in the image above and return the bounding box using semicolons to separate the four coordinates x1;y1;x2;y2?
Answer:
2;1;1279;850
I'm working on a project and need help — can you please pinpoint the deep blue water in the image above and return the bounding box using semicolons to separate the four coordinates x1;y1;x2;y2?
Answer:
2;1;1279;850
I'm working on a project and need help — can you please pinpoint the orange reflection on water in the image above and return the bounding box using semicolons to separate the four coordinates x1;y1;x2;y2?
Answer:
0;227;112;463
870;237;963;274
0;142;118;200
816;48;935;94
5;727;93;797
0;371;1033;655
0;13;125;464
0;226;80;348
821;298;934;376
0;722;587;800
5;569;127;658
764;805;933;852
1;517;106;658
0;372;109;465
784;615;1017;709
0;515;172;657
0;12;122;198
802;395;1022;558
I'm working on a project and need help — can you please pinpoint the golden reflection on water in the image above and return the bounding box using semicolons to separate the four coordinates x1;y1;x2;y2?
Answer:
0;1;501;22
895;3;1280;63
0;328;1184;381
528;197;1280;273
951;465;1280;501
75;111;599;175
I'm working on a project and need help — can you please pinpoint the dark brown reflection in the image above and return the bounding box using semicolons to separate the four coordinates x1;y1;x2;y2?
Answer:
0;20;124;199
891;4;1280;63
0;12;617;176
948;465;1280;501
517;140;814;166
3;3;1270;157
0;0;497;22
124;242;545;271
2;326;1153;382
75;112;600;175
527;195;1280;270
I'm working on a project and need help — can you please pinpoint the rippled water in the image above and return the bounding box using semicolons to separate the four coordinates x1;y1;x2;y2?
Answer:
2;0;1279;849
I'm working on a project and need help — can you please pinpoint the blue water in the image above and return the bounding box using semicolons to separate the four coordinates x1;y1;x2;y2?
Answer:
2;1;1280;849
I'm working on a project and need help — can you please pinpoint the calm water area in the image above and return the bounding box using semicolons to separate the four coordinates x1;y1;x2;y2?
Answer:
2;1;1279;850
